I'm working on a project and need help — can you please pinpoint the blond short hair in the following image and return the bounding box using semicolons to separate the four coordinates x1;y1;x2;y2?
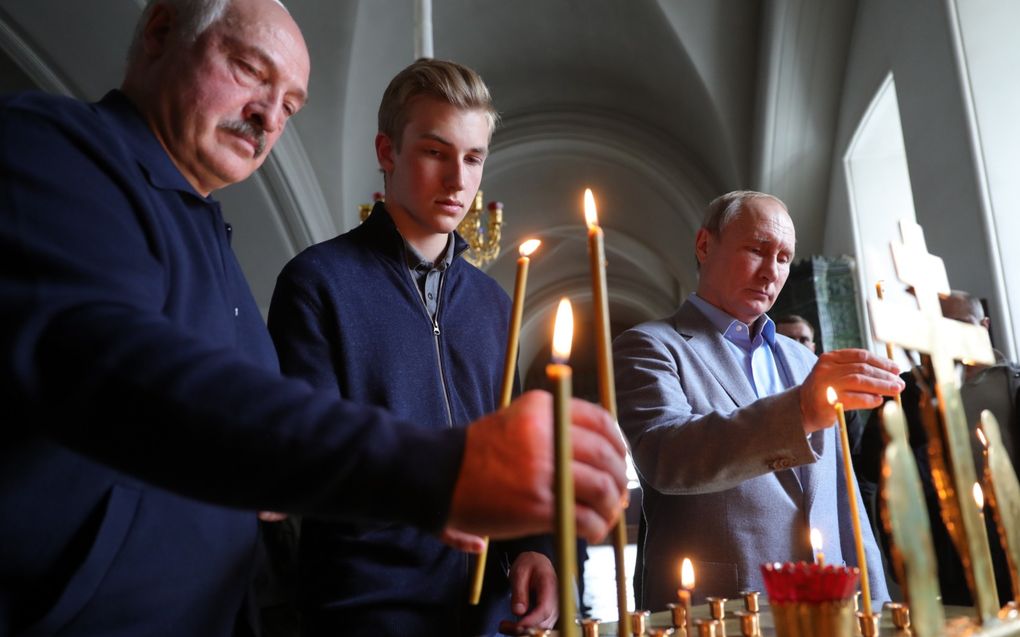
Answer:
378;58;498;150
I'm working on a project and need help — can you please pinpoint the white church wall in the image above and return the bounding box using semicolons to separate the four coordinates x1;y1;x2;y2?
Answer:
951;0;1020;359
824;0;1014;359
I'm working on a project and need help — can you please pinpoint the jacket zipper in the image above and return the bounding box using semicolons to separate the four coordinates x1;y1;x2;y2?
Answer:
406;257;455;429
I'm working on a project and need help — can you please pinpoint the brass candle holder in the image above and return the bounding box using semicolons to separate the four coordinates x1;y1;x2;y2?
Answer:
886;602;911;630
740;590;760;614
734;610;760;637
667;602;689;636
630;610;651;636
706;597;728;636
693;618;722;637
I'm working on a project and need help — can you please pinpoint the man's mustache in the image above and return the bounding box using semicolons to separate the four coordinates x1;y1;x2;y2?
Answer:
220;119;267;157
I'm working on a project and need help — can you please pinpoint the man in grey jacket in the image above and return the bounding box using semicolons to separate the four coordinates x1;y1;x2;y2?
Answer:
614;190;902;612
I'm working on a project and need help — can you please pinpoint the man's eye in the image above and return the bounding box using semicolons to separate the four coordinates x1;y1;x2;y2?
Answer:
235;60;259;78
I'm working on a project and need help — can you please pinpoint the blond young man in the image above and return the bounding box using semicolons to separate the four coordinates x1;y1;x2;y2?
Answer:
269;59;557;636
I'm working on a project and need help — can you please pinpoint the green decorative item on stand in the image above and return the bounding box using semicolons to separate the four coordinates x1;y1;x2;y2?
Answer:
772;255;864;352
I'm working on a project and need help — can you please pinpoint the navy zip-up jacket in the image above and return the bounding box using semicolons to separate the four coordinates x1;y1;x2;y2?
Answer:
268;204;544;636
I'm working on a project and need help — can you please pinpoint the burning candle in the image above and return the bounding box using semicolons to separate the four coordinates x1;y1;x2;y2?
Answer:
469;239;541;605
583;188;631;627
810;528;825;566
973;482;985;517
827;386;872;616
549;298;578;637
675;557;695;632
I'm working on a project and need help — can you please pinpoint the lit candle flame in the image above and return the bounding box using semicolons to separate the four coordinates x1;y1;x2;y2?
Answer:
973;482;984;510
584;188;599;228
680;557;695;590
826;386;838;405
519;238;541;257
552;298;574;362
810;528;823;553
976;427;988;449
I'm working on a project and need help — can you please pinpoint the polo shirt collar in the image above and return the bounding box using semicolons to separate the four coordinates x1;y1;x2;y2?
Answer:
98;90;209;200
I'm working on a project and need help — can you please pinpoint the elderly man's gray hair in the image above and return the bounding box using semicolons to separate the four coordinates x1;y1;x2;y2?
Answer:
127;0;287;62
702;190;787;236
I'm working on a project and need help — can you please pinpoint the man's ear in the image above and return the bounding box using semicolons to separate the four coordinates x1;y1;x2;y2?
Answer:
694;228;711;265
141;3;176;59
375;133;396;174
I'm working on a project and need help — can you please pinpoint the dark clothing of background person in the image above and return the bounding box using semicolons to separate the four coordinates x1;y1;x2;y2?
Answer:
0;90;467;636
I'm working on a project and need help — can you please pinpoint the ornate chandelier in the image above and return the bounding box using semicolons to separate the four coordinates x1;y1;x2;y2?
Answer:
456;191;503;268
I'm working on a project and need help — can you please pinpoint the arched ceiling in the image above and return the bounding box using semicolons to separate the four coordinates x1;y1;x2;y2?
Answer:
0;0;860;374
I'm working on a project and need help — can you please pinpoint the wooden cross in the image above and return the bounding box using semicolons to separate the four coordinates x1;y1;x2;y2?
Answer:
868;220;1000;623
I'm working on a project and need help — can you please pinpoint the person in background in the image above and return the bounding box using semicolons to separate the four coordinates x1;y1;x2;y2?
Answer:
775;314;816;353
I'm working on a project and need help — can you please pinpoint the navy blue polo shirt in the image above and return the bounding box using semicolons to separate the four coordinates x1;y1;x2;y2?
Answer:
0;90;466;635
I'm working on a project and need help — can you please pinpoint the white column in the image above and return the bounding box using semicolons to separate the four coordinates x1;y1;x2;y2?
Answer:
413;0;433;59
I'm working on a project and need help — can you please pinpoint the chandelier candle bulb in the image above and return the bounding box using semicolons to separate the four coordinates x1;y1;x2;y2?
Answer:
549;298;578;637
827;386;872;617
469;238;541;605
583;187;630;628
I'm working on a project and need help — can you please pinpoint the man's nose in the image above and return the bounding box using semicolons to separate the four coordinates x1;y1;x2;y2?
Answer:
760;257;780;281
444;159;466;191
245;99;285;134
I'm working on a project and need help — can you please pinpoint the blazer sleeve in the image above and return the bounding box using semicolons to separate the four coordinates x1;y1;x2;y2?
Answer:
613;323;815;495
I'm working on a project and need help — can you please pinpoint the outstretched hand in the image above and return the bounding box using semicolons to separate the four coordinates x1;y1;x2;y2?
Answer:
447;390;628;542
799;348;904;433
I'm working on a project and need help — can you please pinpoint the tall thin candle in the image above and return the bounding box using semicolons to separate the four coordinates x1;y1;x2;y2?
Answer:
583;188;630;628
469;239;541;604
827;386;872;616
549;298;578;637
875;281;902;409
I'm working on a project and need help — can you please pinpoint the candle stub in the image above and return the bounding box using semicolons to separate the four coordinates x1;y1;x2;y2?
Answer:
706;597;728;620
630;610;651;636
739;590;760;613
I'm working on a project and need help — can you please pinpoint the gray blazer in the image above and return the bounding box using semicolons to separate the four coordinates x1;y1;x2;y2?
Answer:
614;300;888;611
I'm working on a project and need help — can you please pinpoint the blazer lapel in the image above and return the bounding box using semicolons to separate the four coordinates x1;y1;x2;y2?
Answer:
774;338;824;508
672;302;758;409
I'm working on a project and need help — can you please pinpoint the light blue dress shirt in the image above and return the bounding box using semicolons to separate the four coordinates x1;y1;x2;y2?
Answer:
687;293;793;397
